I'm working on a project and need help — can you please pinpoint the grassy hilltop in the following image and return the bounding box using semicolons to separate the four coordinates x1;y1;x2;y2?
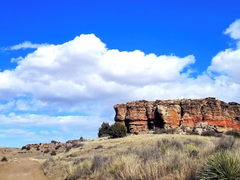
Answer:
40;133;240;180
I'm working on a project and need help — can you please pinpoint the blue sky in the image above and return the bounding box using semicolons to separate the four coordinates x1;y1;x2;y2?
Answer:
1;0;240;147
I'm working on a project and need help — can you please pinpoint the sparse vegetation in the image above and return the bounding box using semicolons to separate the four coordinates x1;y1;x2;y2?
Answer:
1;156;7;162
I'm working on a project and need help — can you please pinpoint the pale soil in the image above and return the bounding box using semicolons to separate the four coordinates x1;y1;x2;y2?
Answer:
0;158;48;180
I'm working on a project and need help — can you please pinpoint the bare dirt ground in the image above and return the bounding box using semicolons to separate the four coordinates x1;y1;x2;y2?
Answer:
0;158;48;180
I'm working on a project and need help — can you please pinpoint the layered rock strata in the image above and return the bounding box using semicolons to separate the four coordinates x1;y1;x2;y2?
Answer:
114;97;240;133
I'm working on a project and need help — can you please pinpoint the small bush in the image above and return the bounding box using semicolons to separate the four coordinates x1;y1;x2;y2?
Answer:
91;155;105;172
158;138;183;150
95;145;103;149
51;140;58;144
50;150;56;156
215;136;235;151
201;130;222;137
98;122;110;138
226;130;240;138
26;146;31;150
225;130;235;136
66;160;91;180
133;147;161;162
108;123;127;138
197;152;240;180
44;149;50;154
234;131;240;138
1;156;7;162
55;145;61;150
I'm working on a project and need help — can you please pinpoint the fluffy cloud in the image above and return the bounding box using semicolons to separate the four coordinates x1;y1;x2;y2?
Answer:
208;49;240;82
208;19;240;83
0;34;196;113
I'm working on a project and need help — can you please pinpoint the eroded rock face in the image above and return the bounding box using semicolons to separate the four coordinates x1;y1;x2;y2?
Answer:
114;97;240;133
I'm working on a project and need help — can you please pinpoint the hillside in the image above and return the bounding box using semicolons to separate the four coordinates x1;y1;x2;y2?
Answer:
1;133;240;180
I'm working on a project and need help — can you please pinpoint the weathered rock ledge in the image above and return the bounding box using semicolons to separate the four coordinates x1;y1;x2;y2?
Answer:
114;97;240;134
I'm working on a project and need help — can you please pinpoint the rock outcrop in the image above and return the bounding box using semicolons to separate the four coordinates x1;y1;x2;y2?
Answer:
114;97;240;134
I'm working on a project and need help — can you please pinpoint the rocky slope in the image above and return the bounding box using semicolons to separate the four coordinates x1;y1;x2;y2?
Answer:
114;97;240;134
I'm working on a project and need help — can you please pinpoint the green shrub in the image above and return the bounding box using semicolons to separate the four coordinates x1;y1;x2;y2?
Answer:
21;146;26;150
1;156;7;162
108;123;127;138
197;152;240;180
98;122;110;137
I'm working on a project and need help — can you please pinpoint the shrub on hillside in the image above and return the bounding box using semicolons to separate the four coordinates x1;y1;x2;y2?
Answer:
98;122;110;137
201;130;222;137
50;150;56;156
215;136;235;151
51;140;58;144
197;152;240;179
44;149;50;154
1;156;7;162
226;130;240;138
108;123;127;138
234;130;240;138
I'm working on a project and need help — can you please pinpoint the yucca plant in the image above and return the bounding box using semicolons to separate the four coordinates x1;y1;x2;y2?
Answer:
197;152;240;180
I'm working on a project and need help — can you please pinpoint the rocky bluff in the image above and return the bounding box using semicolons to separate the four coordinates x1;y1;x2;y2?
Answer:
114;97;240;134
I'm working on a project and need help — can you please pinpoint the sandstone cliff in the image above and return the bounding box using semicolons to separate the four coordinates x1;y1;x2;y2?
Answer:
114;97;240;134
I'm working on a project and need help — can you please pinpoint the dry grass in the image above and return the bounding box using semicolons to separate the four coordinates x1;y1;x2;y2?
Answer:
41;134;240;180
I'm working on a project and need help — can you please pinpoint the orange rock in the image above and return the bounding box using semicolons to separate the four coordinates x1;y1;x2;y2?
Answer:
114;97;240;133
